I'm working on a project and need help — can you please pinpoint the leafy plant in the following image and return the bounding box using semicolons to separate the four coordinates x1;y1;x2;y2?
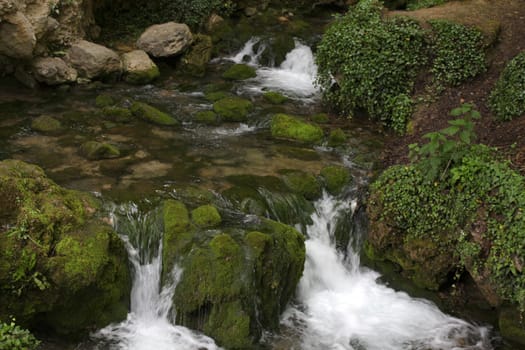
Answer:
429;20;486;86
315;0;427;131
489;51;525;121
10;249;50;296
409;103;481;181
406;0;448;10
0;320;40;350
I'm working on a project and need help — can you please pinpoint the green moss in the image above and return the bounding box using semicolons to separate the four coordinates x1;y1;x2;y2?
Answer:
101;106;133;122
310;113;330;124
125;65;160;85
320;165;351;195
204;301;252;349
95;94;115;108
162;200;192;270
270;114;323;144
263;91;288;104
245;231;271;258
191;204;221;228
80;141;121;160
222;64;256;80
130;101;179;126
31;115;62;133
280;169;322;200
213;97;253;122
489;51;525;121
205;91;230;102
194;110;218;125
221;186;267;216
499;308;525;345
180;34;213;77
327;128;347;147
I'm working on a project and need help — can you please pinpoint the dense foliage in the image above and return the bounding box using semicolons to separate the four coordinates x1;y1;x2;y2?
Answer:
489;51;525;121
315;0;427;133
370;105;525;311
406;0;448;10
429;20;486;86
0;320;40;350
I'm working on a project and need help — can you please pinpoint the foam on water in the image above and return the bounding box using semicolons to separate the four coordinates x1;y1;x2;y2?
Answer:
282;194;493;350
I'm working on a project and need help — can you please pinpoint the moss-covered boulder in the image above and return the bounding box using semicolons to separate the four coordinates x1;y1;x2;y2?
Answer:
280;169;322;200
0;160;130;336
263;91;288;104
101;106;133;123
122;50;160;85
222;64;256;80
31;115;62;133
191;204;221;228
319;165;351;195
328;128;347;147
205;91;231;102
131;101;179;126
80;141;121;160
271;114;323;144
95;94;115;108
213;97;253;122
180;34;213;77
194;110;219;125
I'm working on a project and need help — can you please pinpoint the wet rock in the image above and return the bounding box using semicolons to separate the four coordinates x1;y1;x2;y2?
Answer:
14;64;37;88
31;57;77;85
204;91;230;102
194;110;218;125
95;94;115;107
80;141;121;160
0;159;130;335
0;54;14;76
213;97;253;122
130;101;179;126
136;22;193;58
0;11;36;59
499;307;525;346
327;128;347;147
31;115;62;133
122;49;159;85
191;204;222;228
222;63;256;80
319;165;351;195
263;91;288;104
101;106;132;123
66;40;121;80
270;113;324;144
280;169;321;200
180;34;212;77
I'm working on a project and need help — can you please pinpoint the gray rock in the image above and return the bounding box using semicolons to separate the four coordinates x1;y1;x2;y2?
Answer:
0;11;36;59
66;40;121;79
136;22;192;58
32;57;77;85
121;50;159;84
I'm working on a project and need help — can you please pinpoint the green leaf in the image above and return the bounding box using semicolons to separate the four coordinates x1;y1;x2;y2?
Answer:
441;125;460;136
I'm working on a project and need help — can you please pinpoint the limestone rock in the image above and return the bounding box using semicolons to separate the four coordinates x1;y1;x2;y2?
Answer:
122;50;159;84
0;11;36;59
32;57;77;85
136;22;193;58
66;40;121;79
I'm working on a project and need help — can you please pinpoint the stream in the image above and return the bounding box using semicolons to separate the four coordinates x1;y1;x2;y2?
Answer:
1;37;497;349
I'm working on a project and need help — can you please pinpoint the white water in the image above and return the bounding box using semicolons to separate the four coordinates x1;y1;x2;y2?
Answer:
93;205;220;350
282;194;493;350
228;38;319;98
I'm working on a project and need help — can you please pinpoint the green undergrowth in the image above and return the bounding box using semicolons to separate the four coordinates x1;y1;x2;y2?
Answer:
0;320;40;350
406;0;448;10
369;104;525;311
489;51;525;121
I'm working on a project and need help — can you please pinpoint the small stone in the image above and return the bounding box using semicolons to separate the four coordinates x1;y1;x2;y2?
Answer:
130;101;179;126
80;141;121;160
31;115;62;133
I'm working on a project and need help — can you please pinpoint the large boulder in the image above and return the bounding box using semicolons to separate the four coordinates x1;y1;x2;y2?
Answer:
66;40;121;79
136;22;193;58
121;49;159;85
0;159;130;336
0;11;36;59
31;57;77;85
179;34;212;77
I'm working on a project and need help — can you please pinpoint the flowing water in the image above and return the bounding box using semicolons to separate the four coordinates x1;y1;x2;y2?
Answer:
1;37;498;349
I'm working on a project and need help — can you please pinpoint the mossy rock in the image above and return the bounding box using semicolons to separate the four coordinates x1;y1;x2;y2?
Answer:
203;300;252;349
221;185;267;216
0;159;130;335
280;169;322;200
125;65;159;85
130;101;179;126
205;91;231;102
270;113;324;144
311;113;330;124
95;94;115;107
162;200;193;273
213;97;253;122
319;165;351;195
194;110;219;125
191;204;221;228
101;106;132;122
328;128;347;147
31;115;62;133
222;64;256;81
80;141;121;160
263;91;288;104
499;307;525;346
258;34;295;67
180;34;213;77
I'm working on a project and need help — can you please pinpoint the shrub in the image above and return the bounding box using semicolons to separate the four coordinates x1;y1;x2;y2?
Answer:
315;0;427;130
489;51;525;121
429;20;486;86
0;320;40;350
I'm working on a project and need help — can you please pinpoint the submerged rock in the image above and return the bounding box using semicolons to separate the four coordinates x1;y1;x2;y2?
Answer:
136;22;193;58
263;91;288;104
194;110;218;125
280;169;322;200
31;57;77;85
31;115;62;133
130;101;179;126
122;50;159;85
213;97;253;122
80;141;121;160
270;113;324;144
222;63;256;80
0;159;130;336
66;40;121;80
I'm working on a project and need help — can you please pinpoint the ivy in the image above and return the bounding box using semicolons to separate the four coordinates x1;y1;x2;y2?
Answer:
489;51;525;121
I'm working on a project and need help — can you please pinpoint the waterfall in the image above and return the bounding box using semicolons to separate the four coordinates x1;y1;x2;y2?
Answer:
282;193;493;350
92;203;220;350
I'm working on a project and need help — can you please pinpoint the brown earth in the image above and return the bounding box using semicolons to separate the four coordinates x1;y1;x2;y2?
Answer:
382;0;525;174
